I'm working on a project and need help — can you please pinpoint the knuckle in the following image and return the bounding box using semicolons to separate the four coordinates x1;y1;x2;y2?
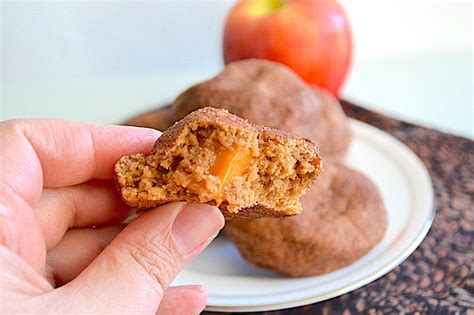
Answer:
124;235;181;290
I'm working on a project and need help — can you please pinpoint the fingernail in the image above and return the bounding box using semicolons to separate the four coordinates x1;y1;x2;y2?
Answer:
172;204;224;255
178;285;207;295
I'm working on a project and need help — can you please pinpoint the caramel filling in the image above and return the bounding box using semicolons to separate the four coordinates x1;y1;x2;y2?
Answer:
210;146;253;205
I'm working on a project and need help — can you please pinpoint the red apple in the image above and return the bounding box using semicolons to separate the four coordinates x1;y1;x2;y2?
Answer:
223;0;352;97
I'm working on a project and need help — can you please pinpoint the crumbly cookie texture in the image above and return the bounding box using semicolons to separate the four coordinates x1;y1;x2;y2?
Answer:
115;107;322;218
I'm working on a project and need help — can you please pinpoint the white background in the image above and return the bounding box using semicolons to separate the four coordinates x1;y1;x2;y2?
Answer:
1;1;472;137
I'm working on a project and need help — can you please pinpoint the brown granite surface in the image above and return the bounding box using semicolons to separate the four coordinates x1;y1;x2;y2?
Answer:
204;100;474;314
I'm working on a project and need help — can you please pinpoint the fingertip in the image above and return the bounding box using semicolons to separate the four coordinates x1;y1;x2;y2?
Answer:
176;285;208;307
181;284;207;295
158;285;208;315
105;125;161;155
186;203;225;228
113;124;162;139
172;203;224;255
187;286;208;313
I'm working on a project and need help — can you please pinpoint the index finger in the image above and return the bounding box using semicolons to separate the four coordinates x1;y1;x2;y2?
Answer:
0;119;160;209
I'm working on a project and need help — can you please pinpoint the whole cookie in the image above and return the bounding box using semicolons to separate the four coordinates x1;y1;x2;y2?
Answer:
224;163;387;276
125;59;351;161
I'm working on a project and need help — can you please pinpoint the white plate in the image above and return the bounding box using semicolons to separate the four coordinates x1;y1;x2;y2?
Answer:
173;119;434;312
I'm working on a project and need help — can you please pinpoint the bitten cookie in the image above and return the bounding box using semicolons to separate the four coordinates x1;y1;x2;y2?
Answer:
115;107;322;218
224;163;387;276
125;59;351;161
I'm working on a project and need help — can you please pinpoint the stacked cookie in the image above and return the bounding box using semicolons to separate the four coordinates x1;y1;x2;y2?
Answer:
123;59;387;276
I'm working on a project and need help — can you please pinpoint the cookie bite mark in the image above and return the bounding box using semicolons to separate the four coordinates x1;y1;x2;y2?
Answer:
115;107;322;218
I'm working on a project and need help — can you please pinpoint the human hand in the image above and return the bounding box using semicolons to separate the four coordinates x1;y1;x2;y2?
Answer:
0;119;224;314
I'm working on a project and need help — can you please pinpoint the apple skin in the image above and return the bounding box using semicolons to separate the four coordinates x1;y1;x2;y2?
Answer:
223;0;352;97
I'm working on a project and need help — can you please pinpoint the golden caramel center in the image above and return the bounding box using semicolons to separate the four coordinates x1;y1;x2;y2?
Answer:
210;146;253;204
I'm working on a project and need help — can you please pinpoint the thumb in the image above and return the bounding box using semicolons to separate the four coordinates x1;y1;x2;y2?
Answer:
60;202;224;313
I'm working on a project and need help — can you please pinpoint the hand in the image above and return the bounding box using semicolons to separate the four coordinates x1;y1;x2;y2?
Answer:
0;119;224;314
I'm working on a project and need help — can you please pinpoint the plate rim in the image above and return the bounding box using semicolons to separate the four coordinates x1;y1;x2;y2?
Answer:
204;119;435;312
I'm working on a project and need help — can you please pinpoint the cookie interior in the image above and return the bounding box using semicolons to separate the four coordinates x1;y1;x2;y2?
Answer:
115;119;321;216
